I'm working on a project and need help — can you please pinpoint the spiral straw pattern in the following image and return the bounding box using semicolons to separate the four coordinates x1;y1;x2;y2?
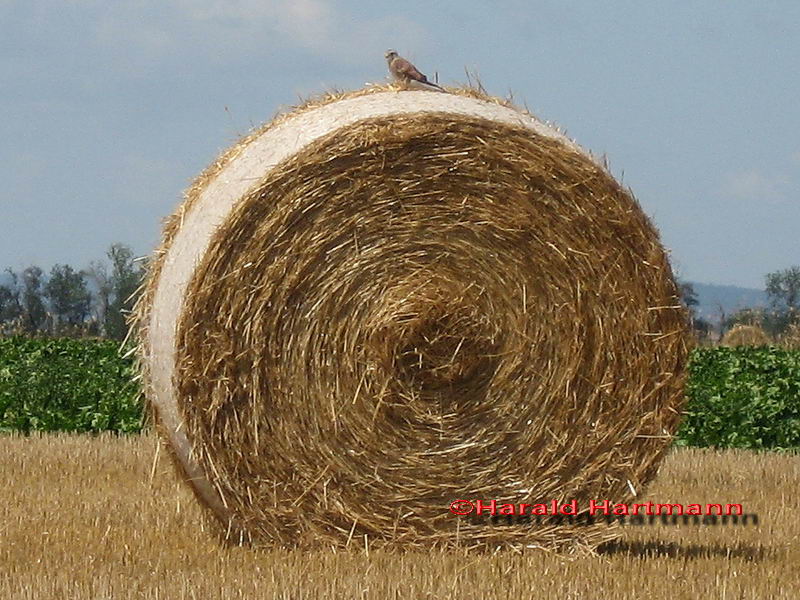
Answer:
135;86;689;551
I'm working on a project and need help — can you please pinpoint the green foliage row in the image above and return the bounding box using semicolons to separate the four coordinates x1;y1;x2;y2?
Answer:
1;338;799;449
0;336;143;433
677;346;800;450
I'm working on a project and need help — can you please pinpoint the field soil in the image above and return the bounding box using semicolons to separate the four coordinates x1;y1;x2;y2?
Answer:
1;434;798;599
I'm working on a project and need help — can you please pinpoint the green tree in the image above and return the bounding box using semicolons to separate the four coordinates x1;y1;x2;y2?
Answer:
764;266;800;336
20;266;47;333
0;269;23;326
766;266;800;312
677;280;711;337
44;264;92;330
86;260;112;337
725;307;764;329
678;280;699;310
104;244;145;341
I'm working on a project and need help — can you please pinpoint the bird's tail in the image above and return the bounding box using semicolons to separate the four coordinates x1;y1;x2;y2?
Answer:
421;80;446;92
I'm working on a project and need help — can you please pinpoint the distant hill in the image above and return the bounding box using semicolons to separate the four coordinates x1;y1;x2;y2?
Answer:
689;282;768;323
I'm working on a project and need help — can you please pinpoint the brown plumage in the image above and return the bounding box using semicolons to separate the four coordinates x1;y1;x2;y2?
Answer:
385;50;444;91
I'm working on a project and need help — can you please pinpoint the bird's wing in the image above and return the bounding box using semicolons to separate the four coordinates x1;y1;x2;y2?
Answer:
393;57;428;82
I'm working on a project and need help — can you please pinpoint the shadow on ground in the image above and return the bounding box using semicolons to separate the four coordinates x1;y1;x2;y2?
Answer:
598;539;770;562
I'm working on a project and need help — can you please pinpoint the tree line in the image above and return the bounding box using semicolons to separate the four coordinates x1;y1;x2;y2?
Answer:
680;266;800;339
0;243;144;341
2;245;797;343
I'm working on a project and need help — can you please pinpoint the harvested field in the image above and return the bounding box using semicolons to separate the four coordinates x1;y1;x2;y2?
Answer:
1;433;797;599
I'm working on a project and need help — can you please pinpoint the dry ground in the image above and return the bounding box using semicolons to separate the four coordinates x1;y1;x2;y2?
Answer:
1;433;798;599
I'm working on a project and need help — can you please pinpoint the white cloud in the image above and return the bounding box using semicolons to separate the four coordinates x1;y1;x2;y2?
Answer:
723;169;784;202
282;0;333;43
178;0;426;64
88;0;428;67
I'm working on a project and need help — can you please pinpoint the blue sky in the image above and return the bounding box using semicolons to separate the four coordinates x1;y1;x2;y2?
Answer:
1;1;798;288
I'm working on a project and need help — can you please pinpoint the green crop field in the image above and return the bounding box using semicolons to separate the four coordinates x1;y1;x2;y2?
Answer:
0;337;143;433
678;346;800;449
4;338;799;450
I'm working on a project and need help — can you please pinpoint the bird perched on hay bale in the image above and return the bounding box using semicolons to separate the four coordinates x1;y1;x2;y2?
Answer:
385;50;445;91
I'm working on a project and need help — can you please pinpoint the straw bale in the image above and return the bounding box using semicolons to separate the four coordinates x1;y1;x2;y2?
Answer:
778;324;800;350
720;325;771;348
134;85;689;552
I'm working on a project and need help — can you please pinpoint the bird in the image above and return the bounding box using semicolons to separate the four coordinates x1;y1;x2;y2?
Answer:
385;50;444;91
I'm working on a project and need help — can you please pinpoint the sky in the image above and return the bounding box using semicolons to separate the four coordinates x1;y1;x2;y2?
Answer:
1;1;798;289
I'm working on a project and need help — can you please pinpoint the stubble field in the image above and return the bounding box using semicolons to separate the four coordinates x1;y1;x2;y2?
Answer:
1;433;798;599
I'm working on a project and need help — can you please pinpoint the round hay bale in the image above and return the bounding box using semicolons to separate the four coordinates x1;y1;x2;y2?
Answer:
135;85;689;551
720;324;771;347
779;323;800;350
